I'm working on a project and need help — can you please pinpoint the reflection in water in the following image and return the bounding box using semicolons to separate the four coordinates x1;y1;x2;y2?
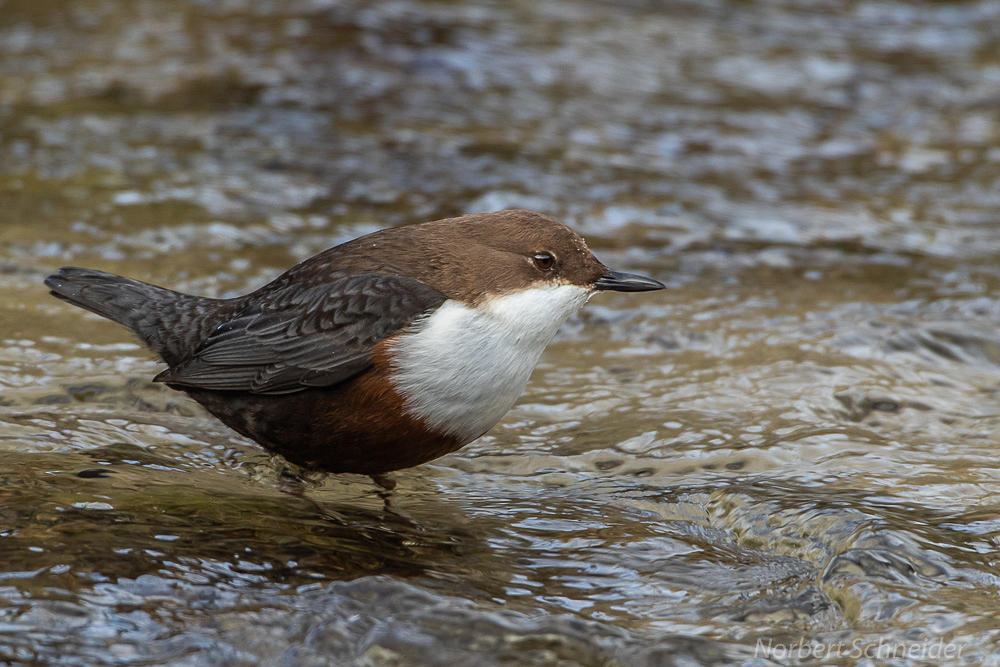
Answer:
3;0;1000;663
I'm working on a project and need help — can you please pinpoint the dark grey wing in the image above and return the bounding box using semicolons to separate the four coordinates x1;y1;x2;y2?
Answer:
154;273;446;394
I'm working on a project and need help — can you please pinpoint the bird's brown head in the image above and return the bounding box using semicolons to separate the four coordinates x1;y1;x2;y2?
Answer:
359;209;664;303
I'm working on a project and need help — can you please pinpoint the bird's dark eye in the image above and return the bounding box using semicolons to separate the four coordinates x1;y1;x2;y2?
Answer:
533;252;556;271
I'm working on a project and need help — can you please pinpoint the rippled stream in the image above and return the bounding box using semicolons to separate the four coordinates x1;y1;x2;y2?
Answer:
3;1;1000;665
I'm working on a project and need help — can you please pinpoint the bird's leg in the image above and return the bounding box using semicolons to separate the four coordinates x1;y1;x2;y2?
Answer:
370;473;397;509
279;466;306;484
369;473;396;491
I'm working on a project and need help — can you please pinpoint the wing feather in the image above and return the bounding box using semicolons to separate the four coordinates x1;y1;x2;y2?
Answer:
154;273;445;394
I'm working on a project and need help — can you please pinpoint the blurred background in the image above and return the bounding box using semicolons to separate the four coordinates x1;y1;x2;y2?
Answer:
3;0;1000;665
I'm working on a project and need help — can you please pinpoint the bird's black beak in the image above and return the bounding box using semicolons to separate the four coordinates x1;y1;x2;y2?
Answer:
593;270;665;292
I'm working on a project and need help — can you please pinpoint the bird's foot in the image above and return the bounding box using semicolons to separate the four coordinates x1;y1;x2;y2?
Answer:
276;464;327;496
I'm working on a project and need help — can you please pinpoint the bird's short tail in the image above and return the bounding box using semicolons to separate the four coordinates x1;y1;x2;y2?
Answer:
45;267;225;365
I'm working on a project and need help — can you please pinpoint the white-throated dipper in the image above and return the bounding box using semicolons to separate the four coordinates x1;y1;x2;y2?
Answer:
45;209;664;477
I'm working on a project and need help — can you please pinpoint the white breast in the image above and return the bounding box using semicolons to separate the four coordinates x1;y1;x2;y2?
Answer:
388;284;592;443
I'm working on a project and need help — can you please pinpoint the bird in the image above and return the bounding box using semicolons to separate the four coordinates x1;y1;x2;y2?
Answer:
45;209;664;481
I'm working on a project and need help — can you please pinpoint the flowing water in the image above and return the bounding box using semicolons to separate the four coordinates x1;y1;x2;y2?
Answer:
2;0;1000;664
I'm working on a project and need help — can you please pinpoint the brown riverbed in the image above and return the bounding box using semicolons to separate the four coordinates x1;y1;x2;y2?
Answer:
2;1;1000;665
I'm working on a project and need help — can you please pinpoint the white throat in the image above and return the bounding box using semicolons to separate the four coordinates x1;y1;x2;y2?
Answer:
388;284;592;443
